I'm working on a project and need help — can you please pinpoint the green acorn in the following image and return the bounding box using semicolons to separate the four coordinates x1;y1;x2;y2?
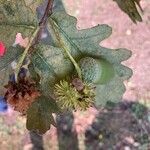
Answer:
79;57;114;84
54;79;95;111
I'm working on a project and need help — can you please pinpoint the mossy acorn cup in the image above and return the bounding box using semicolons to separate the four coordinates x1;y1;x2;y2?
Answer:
79;57;114;84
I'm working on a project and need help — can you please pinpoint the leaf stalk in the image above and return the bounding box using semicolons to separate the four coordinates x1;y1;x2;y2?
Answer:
49;19;82;79
15;26;40;81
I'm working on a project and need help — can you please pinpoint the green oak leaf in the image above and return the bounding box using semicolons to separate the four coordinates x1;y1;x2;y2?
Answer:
0;0;37;48
0;46;24;71
26;95;58;134
0;0;38;94
0;46;24;95
30;44;74;96
24;0;44;12
31;11;132;107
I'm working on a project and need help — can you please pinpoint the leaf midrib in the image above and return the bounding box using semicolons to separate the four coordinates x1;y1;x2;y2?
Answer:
49;17;82;54
34;50;57;76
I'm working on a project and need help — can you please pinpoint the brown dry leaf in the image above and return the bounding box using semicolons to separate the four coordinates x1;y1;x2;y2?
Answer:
5;77;40;114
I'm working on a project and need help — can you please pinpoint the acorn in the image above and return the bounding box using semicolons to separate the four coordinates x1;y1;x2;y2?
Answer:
79;57;114;84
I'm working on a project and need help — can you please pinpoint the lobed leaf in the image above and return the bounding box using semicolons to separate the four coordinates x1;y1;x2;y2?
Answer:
0;0;37;47
0;0;38;94
45;11;132;106
26;95;58;134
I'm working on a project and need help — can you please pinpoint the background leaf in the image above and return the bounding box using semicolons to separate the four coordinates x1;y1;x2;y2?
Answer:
113;0;142;23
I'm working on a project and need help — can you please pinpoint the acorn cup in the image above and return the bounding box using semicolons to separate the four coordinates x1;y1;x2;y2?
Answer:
54;79;95;111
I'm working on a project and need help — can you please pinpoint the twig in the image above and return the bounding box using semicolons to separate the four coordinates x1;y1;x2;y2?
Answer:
39;0;54;26
35;0;54;43
15;26;40;81
49;19;82;79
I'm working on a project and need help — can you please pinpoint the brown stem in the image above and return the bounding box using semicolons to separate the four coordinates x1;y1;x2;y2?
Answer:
39;0;54;26
35;0;54;44
15;0;54;80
